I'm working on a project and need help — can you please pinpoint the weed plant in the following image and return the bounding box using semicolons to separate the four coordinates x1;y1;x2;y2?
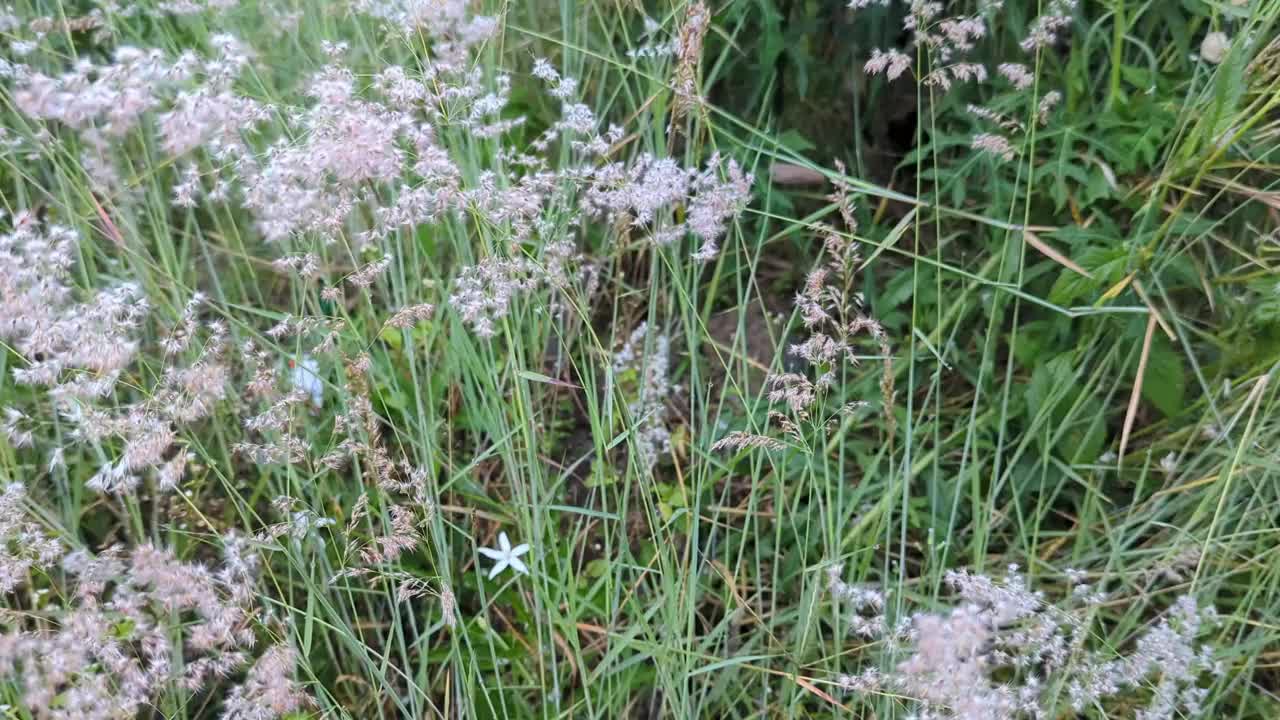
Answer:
0;0;1277;718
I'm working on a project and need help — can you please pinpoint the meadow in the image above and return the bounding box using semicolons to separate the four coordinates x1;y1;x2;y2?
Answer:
0;0;1278;718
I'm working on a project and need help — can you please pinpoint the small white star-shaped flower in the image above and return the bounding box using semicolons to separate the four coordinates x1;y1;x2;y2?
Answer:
478;532;531;579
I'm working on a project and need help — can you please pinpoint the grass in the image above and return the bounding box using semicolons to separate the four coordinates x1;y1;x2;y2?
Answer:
1;0;1279;718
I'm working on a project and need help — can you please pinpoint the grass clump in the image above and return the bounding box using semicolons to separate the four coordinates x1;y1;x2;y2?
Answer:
0;0;1278;719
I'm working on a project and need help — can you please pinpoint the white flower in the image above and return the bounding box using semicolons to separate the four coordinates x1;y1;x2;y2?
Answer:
289;355;323;408
478;532;531;579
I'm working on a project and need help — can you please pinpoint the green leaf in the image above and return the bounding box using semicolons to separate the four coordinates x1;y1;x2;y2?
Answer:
378;324;403;349
1012;320;1056;367
584;459;619;488
774;129;816;154
1048;246;1127;306
1027;355;1108;463
1141;337;1186;418
112;618;137;639
516;369;580;389
378;384;409;410
1083;165;1117;206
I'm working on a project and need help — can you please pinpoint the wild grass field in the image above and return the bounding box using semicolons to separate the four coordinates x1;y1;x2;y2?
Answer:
0;0;1278;718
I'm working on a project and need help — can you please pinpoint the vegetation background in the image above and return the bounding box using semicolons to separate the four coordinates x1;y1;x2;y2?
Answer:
0;0;1278;718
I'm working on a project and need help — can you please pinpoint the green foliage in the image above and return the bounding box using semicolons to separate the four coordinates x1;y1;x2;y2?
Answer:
1026;354;1108;463
0;1;1278;719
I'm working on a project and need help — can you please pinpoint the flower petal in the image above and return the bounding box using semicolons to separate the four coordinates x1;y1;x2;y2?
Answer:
498;532;511;552
487;560;507;580
508;556;529;575
510;543;530;557
478;547;504;560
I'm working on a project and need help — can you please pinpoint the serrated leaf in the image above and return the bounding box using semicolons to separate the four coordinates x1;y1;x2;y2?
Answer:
1048;250;1126;306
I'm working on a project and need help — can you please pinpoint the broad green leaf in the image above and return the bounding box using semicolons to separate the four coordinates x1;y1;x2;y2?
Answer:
1142;337;1186;418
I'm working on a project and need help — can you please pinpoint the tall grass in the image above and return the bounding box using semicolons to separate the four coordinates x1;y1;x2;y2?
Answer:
0;1;1278;718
